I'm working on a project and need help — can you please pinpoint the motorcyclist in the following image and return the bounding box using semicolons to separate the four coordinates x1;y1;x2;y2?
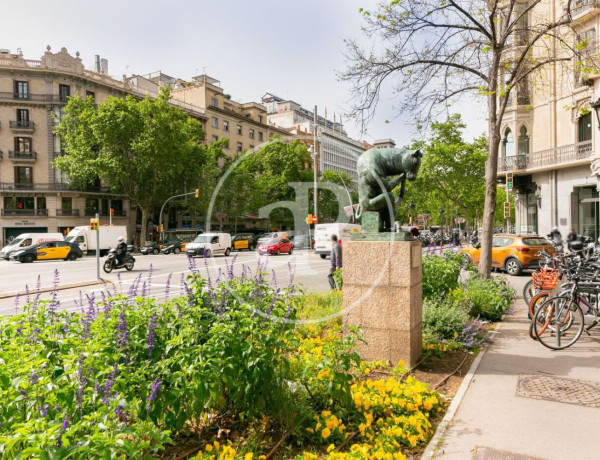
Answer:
547;226;563;244
116;236;127;265
470;230;479;246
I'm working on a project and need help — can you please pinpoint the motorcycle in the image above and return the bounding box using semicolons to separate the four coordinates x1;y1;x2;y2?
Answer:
103;248;135;273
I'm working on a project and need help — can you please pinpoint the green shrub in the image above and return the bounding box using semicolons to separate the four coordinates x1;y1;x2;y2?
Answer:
422;252;462;299
422;298;469;341
451;274;516;321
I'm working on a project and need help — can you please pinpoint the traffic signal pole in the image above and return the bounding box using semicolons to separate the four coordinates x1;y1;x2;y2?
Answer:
96;213;100;280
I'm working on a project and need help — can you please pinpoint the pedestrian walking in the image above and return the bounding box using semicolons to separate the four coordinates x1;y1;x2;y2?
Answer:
328;234;342;289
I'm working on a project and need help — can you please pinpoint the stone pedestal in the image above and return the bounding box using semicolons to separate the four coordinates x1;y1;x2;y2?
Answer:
342;239;422;366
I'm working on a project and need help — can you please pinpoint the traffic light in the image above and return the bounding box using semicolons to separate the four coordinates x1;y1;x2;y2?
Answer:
109;208;114;216
306;214;313;225
160;224;164;232
89;218;99;230
503;202;510;218
195;188;199;198
506;172;513;189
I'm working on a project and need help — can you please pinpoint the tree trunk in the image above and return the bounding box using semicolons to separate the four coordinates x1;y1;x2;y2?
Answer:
479;92;501;279
140;207;149;246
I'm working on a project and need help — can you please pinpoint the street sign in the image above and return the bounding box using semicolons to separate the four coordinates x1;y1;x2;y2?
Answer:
312;215;318;224
455;217;465;224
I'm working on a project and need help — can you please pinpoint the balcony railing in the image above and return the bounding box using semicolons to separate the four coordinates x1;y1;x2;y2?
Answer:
498;140;593;172
84;209;126;217
0;182;113;193
0;92;68;104
56;209;80;217
572;0;600;17
9;120;35;131
1;208;48;217
8;151;37;161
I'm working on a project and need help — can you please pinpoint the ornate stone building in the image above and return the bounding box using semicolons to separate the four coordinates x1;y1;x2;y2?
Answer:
498;2;600;239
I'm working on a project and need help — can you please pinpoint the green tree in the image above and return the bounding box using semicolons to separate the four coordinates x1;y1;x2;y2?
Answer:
54;88;209;245
318;170;358;223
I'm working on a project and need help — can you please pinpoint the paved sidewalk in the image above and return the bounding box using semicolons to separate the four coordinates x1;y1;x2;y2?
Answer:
427;296;600;460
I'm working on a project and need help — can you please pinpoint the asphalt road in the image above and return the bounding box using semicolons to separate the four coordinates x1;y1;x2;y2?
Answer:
0;249;332;315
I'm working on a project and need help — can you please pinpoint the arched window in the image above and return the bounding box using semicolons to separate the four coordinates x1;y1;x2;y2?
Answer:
503;128;514;157
518;126;529;155
578;112;592;142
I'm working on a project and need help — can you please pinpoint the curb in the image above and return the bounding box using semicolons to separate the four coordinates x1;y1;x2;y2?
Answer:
0;280;112;300
421;322;503;460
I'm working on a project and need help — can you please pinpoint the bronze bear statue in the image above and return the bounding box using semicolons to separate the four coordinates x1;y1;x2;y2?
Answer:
357;148;423;232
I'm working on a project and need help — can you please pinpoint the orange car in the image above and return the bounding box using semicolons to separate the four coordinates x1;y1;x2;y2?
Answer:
460;235;554;275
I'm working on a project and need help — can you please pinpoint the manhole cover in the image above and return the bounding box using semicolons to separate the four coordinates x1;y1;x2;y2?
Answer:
516;374;600;408
472;446;546;460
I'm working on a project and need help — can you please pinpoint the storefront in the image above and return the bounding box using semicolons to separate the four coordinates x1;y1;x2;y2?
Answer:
578;186;599;240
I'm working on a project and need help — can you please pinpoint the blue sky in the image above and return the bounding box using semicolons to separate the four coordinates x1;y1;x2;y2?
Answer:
3;0;486;146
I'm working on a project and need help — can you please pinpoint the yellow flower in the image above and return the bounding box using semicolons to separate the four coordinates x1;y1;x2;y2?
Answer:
397;359;405;367
205;444;213;452
364;367;371;374
214;440;220;451
327;444;335;452
306;427;314;434
244;454;253;460
453;332;459;338
321;427;331;439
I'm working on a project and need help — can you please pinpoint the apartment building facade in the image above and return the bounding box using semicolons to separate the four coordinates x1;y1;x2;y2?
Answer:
0;46;141;245
261;93;365;183
498;1;600;240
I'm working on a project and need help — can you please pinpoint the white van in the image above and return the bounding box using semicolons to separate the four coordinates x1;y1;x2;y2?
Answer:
314;223;361;258
65;226;127;256
185;233;232;257
0;233;64;260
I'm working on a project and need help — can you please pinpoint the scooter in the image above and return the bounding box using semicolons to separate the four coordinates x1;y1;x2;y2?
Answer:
103;248;135;273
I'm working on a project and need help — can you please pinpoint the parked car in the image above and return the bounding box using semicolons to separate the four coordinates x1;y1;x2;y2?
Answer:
257;237;294;256
292;234;312;249
10;241;83;263
257;232;289;245
140;242;161;255
232;233;256;251
461;235;554;275
160;239;185;254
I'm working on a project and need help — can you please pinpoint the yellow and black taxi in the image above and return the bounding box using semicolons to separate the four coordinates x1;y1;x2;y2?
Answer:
232;233;256;251
10;241;83;263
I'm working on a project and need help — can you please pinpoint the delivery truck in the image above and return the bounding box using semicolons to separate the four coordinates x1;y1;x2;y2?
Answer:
313;223;361;258
65;226;127;255
0;233;64;260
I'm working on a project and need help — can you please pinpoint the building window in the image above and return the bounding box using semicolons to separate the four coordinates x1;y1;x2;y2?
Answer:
517;77;530;105
518;126;529;155
15;137;33;152
14;81;29;99
237;142;243;153
59;84;71;102
223;120;229;131
61;197;72;210
211;97;218;107
223;140;230;149
211;117;219;128
86;90;95;101
14;166;32;185
16;109;29;122
575;29;596;86
258;131;264;141
258;115;263;123
578;112;592;142
212;135;219;142
86;198;99;212
236;124;242;135
37;197;46;210
249;129;255;139
503;128;514;157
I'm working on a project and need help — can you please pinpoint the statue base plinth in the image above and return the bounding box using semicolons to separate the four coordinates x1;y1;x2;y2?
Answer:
342;239;422;367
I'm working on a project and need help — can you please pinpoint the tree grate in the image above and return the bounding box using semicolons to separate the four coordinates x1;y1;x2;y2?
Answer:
516;374;600;408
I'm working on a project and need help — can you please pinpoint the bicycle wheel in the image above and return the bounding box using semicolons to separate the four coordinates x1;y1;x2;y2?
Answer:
528;291;549;320
533;296;584;350
523;280;538;306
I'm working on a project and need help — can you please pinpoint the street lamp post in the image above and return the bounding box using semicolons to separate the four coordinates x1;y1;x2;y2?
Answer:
439;208;444;247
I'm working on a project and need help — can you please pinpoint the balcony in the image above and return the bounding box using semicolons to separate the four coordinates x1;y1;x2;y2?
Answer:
498;140;593;172
8;151;37;161
9;120;35;132
84;208;127;217
570;0;600;23
56;209;80;217
0;92;68;104
0;182;113;193
1;208;48;217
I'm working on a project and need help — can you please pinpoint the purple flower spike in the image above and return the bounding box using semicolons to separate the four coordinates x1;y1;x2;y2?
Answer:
57;415;69;446
146;379;162;415
25;284;31;304
30;371;40;385
14;293;20;314
102;364;118;405
164;273;172;301
147;313;158;360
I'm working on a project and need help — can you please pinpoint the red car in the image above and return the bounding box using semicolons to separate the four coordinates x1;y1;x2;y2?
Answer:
257;238;294;255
